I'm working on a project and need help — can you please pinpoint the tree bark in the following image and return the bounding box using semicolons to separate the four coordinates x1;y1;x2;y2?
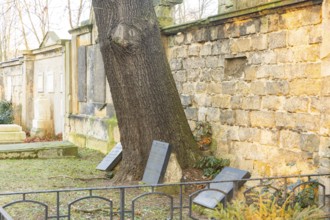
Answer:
92;0;199;182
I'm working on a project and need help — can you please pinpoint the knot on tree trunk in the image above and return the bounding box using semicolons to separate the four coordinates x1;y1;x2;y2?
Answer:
110;22;142;51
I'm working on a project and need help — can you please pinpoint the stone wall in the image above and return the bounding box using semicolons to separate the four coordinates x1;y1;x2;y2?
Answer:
164;0;324;177
0;59;24;125
66;25;120;154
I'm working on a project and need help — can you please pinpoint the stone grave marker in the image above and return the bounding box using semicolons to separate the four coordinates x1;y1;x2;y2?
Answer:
96;143;122;171
142;140;171;185
193;167;251;209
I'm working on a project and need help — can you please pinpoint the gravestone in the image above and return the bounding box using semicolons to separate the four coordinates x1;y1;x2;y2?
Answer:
96;143;122;171
78;46;87;102
193;167;251;209
91;45;106;104
142;140;171;185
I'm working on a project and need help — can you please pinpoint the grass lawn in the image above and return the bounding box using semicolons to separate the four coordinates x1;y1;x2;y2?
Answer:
0;148;112;192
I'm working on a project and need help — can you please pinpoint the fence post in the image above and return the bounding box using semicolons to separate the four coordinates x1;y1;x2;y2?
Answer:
120;188;125;220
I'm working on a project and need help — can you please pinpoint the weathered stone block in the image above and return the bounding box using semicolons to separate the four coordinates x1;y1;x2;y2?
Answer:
220;110;235;125
228;126;239;141
194;28;209;43
207;83;222;94
311;97;330;114
293;45;320;62
224;23;240;38
242;96;261;110
198;107;208;121
267;13;280;32
266;81;289;95
231;96;242;110
262;96;283;111
251;34;268;51
182;83;195;94
230;38;251;53
212;40;230;55
180;95;192;107
300;133;320;153
195;82;206;93
222;81;236;94
294;113;320;131
207;108;221;122
249;52;263;65
244;65;257;81
235;110;250;126
194;94;212;107
183;57;205;69
260;129;279;146
174;33;185;45
209;68;224;82
170;59;183;71
187;69;200;81
288;27;310;46
250;111;275;128
321;77;330;95
212;95;231;108
200;43;212;56
238;127;260;142
188;44;201;57
239;19;260;36
177;45;188;58
290;79;321;96
251;81;266;95
236;81;250;95
262;51;277;64
173;70;187;82
284;97;309;113
206;56;222;68
280;130;300;149
319;137;330;158
309;25;322;44
276;48;294;64
275;112;295;129
184;108;198;120
269;31;287;49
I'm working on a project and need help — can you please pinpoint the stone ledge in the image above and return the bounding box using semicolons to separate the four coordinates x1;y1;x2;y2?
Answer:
0;141;78;159
0;124;23;132
161;0;322;35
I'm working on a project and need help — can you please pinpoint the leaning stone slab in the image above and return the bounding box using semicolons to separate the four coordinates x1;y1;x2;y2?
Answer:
96;142;122;171
193;167;251;209
142;140;171;185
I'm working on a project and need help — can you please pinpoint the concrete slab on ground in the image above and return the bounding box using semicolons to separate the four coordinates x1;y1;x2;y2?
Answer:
0;141;78;159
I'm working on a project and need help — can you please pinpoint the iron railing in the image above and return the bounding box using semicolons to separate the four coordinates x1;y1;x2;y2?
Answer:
0;173;329;219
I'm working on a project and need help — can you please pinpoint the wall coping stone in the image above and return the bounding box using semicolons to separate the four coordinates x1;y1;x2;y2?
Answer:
162;0;323;35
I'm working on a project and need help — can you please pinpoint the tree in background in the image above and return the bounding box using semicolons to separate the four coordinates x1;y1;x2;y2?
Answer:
92;0;200;182
0;0;91;61
174;0;217;24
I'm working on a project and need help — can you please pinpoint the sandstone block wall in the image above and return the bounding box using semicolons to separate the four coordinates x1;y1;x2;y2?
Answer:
165;1;325;176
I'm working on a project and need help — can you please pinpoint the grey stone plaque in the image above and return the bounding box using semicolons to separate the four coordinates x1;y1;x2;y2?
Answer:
193;167;251;209
96;143;122;171
92;44;106;103
78;46;87;102
142;140;171;185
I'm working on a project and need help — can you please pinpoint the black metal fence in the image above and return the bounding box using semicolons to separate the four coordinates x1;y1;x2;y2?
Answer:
0;173;329;219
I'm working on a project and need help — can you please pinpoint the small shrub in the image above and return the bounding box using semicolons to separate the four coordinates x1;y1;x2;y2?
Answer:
209;195;326;220
194;156;230;178
0;100;14;124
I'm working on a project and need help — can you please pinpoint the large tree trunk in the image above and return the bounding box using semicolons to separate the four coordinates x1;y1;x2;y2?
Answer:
93;0;199;182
